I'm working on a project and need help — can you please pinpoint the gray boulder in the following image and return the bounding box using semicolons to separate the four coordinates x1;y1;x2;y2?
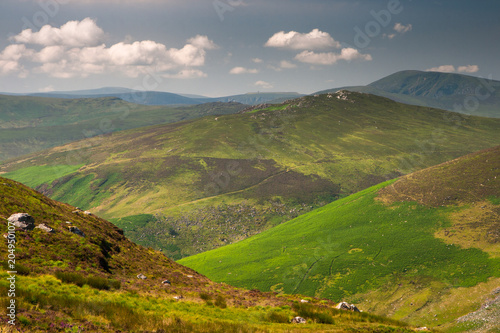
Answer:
68;226;85;237
8;213;35;231
35;223;54;233
291;316;306;324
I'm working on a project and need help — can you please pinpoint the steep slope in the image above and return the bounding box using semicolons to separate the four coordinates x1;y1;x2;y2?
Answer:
179;145;500;331
0;94;245;161
316;70;500;118
2;91;500;260
0;177;417;332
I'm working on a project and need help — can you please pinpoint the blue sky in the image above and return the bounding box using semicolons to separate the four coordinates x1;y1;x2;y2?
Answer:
0;0;499;96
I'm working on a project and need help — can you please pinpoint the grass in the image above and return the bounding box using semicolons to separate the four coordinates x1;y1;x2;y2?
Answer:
2;165;83;189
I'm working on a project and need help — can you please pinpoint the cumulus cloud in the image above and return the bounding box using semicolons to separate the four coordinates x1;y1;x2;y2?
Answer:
295;48;372;65
0;18;218;79
457;65;479;73
393;23;412;34
229;66;259;74
255;80;273;89
252;58;263;63
11;18;104;47
384;23;412;39
426;65;479;73
265;29;341;50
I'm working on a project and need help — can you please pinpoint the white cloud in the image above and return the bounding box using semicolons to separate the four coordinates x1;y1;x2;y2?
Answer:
162;69;207;79
229;66;259;74
265;29;341;50
11;18;104;47
426;65;479;73
458;65;479;73
393;23;412;34
252;58;263;63
295;48;372;65
0;18;218;79
255;80;273;89
279;60;296;69
426;65;456;73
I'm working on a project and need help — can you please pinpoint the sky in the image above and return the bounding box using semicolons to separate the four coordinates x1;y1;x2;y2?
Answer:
0;0;499;97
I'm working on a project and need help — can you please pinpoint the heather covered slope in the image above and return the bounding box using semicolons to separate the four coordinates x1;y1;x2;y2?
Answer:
0;176;417;332
2;91;500;259
180;146;500;331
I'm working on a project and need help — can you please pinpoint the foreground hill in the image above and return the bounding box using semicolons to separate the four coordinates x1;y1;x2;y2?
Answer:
0;176;417;332
0;94;245;161
316;70;500;118
2;91;500;259
179;145;500;332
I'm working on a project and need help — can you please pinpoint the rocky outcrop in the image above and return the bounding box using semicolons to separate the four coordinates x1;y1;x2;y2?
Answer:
336;302;360;312
8;213;35;231
291;316;306;324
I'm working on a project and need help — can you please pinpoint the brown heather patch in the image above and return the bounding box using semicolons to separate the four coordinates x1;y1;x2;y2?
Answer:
435;200;500;258
376;145;500;207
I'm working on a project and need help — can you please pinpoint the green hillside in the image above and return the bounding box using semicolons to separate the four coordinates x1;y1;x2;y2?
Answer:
0;94;245;161
2;91;500;260
179;145;500;331
0;177;419;332
316;70;500;118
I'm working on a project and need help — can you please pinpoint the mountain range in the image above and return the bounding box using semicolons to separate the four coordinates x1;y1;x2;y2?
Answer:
1;70;500;331
2;91;499;261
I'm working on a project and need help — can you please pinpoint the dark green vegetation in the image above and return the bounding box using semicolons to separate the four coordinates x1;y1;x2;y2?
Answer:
0;94;245;160
180;146;500;331
0;177;416;332
3;91;500;260
316;70;500;118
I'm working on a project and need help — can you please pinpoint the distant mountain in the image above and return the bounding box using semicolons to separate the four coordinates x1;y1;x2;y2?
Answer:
316;70;500;118
0;177;411;332
29;90;202;105
0;94;246;161
3;91;500;261
22;88;303;106
180;145;500;331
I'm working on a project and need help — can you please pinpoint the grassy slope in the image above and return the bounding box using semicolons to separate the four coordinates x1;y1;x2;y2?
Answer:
0;176;415;332
316;70;500;118
2;91;500;259
179;146;500;331
0;94;245;161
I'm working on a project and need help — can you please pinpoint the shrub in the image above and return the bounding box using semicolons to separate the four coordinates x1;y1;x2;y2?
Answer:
55;271;85;287
214;295;227;308
264;310;289;323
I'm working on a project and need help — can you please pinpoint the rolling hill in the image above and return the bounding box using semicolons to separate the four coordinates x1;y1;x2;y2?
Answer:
2;91;500;261
179;145;500;332
0;177;418;332
316;70;500;118
0;94;246;161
